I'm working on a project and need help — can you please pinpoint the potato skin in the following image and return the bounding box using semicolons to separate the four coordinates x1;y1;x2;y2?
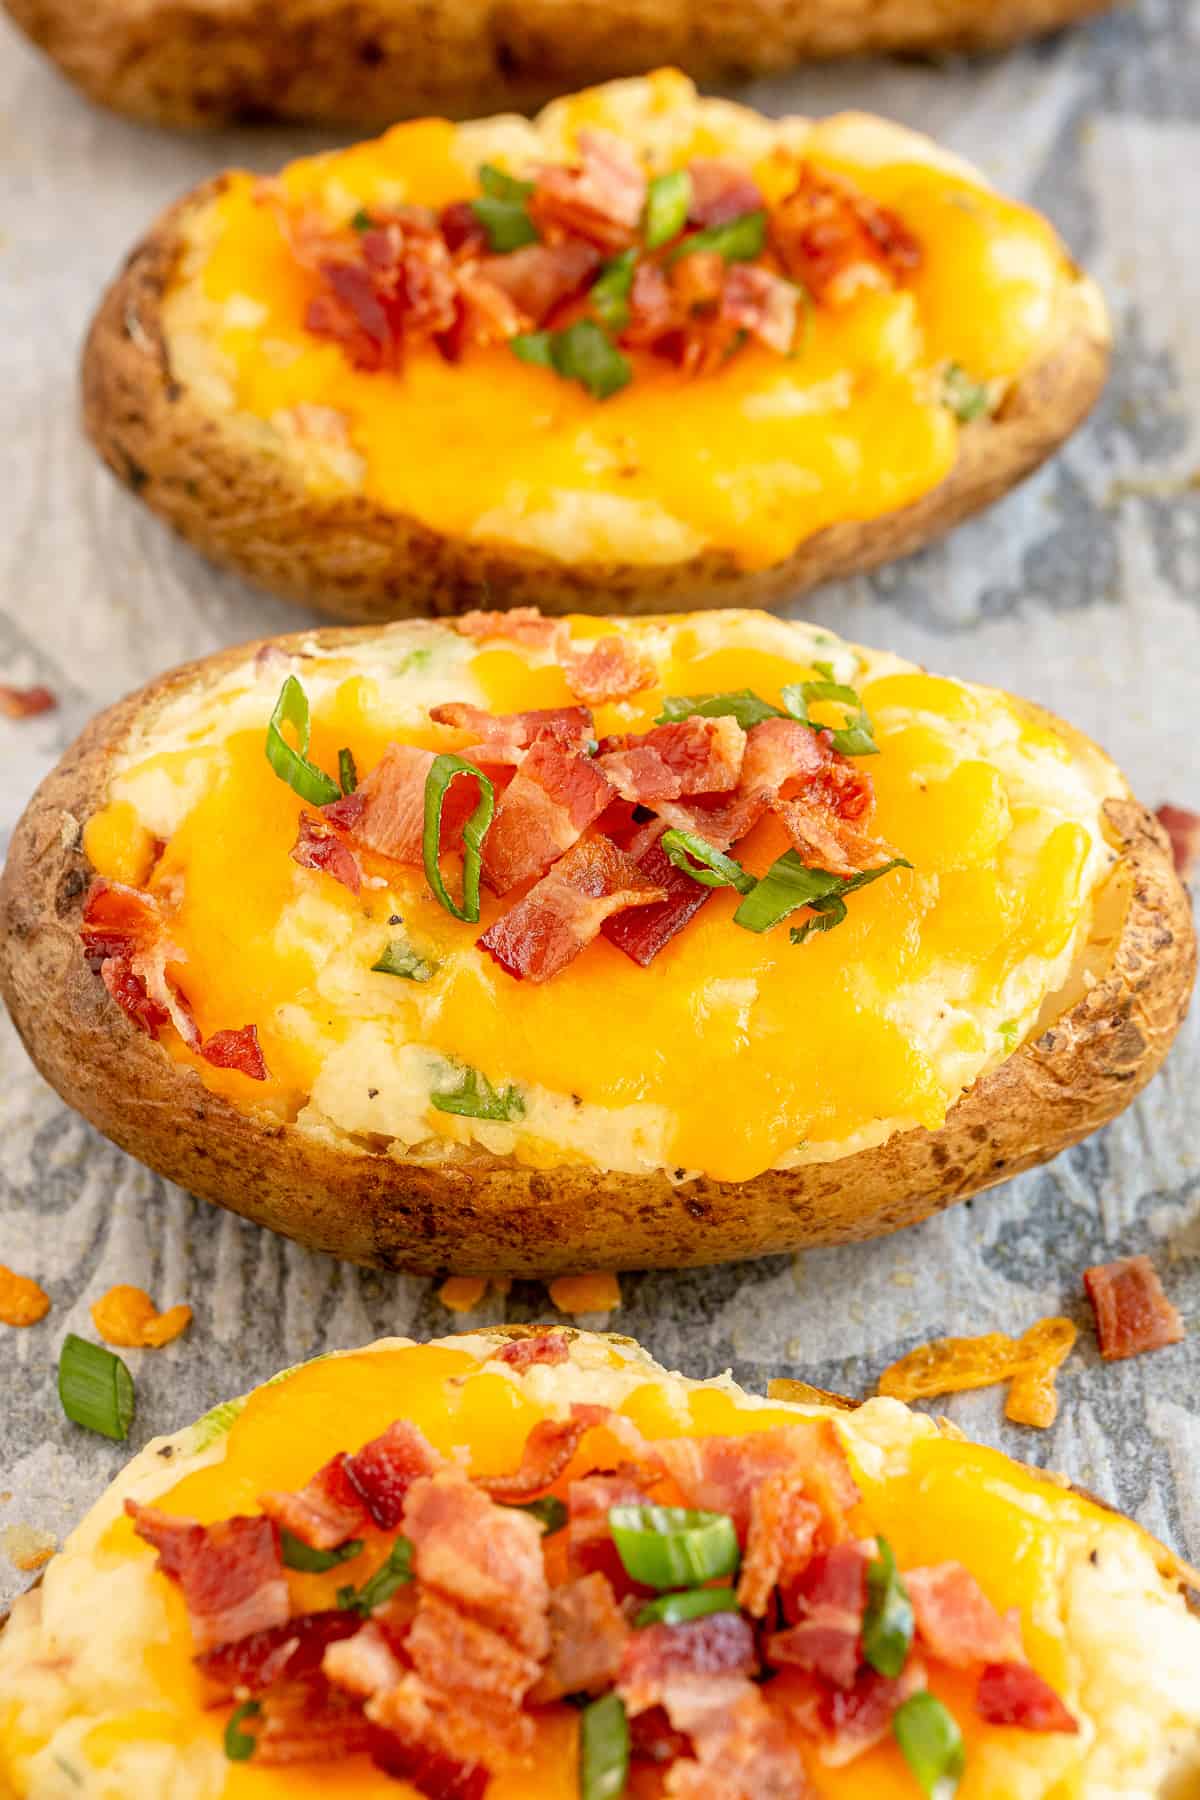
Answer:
80;178;1111;624
0;624;1193;1277
5;0;1116;129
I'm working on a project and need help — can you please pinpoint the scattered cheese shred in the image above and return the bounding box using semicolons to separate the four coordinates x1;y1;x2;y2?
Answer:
0;1266;50;1328
878;1315;1077;1428
90;1285;193;1349
436;1276;489;1314
0;1523;56;1572
548;1272;622;1315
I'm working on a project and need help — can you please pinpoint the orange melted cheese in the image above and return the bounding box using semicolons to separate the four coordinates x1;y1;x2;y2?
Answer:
85;1344;1113;1798
85;623;1108;1184
181;84;1073;570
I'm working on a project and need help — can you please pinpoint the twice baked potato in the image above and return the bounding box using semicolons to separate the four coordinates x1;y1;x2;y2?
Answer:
4;0;1118;129
81;72;1111;622
0;609;1192;1274
2;1327;1198;1798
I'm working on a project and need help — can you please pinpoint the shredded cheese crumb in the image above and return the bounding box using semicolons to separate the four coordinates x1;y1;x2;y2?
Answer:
90;1285;193;1349
0;1524;56;1572
878;1316;1077;1427
0;1266;50;1328
436;1276;489;1314
548;1272;622;1315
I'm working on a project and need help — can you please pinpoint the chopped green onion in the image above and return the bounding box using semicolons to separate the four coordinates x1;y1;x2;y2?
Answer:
422;753;494;923
734;852;910;937
590;248;639;333
280;1530;364;1573
350;208;373;233
338;747;358;795
780;678;878;757
265;676;341;807
432;1064;525;1122
511;330;556;368
471;170;539;252
372;940;438;981
669;210;766;264
893;1692;966;1799
656;688;783;730
643;169;692;249
660;828;755;895
224;1700;261;1763
337;1536;414;1614
479;163;534;203
635;1586;741;1628
941;362;991;423
507;1496;568;1535
862;1537;914;1678
579;1693;630;1800
58;1334;135;1441
510;320;631;400
608;1505;739;1590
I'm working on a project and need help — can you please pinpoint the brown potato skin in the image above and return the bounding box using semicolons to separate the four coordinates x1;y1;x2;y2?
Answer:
80;179;1111;624
6;0;1117;130
0;623;1192;1277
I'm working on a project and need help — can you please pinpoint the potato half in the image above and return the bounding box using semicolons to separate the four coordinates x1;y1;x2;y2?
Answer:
0;1328;1197;1799
5;0;1116;129
0;610;1191;1274
80;73;1110;621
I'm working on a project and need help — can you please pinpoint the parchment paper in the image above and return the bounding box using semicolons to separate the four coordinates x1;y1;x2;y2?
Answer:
0;0;1196;1610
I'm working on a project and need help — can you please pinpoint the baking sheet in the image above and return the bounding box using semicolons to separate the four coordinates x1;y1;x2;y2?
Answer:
0;0;1197;1605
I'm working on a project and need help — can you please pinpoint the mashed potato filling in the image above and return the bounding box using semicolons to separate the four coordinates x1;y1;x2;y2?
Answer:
162;70;1087;572
82;612;1122;1184
1;1334;1197;1800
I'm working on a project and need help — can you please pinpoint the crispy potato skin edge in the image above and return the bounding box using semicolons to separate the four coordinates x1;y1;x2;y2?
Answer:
79;179;1110;622
7;0;1117;130
0;627;1193;1276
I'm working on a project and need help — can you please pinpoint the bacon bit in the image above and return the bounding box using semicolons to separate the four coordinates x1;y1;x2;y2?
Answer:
720;264;801;355
599;835;714;966
534;1572;630;1702
878;1315;1078;1427
403;1469;549;1660
548;1271;622;1314
490;1329;571;1369
737;1473;823;1618
656;1422;859;1543
454;608;562;648
476;241;601;324
197;1610;361;1699
567;1465;659;1585
436;1275;489;1314
1083;1255;1186;1361
346;1419;445;1531
368;1716;489;1800
327;744;431;866
260;1453;370;1551
530;129;647;252
629;1705;691;1765
480;835;665;981
254;1680;374;1765
90;1284;192;1349
291;812;363;894
430;702;593;758
815;1657;927;1766
481;738;616;895
0;683;56;719
767;1541;873;1688
323;1619;406;1699
126;1503;288;1654
0;1266;50;1328
686;160;766;228
666;1686;810;1800
1155;803;1200;879
560;635;657;705
976;1661;1079;1733
368;1682;503;1790
475;1402;610;1501
905;1564;1024;1668
772;164;920;308
409;1590;542;1706
440;199;489;256
597;716;746;805
200;1024;269;1081
99;956;170;1036
618;1613;759;1716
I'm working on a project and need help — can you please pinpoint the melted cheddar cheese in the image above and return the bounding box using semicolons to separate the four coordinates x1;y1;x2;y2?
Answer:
2;1333;1198;1800
163;71;1090;571
82;612;1123;1184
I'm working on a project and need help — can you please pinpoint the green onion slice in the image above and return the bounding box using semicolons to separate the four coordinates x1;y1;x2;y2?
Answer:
635;1586;741;1629
479;163;534;203
265;677;341;807
431;1065;525;1122
780;677;878;757
660;829;755;895
862;1536;914;1678
669;210;766;264
337;1536;414;1614
579;1693;630;1800
607;1505;739;1590
656;688;783;730
224;1700;261;1763
893;1692;966;1799
422;753;494;923
338;747;358;795
590;249;639;333
58;1334;135;1441
510;320;632;400
941;361;991;423
734;852;909;937
280;1530;364;1573
511;330;555;369
350;208;373;233
643;169;692;249
471;197;538;252
507;1495;568;1535
372;940;438;981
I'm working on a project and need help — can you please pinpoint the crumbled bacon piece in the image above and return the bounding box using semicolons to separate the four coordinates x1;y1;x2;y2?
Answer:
305;216;463;371
322;1619;407;1699
720;264;801;354
126;1503;288;1654
454;608;561;647
474;1402;610;1500
686;160;766;229
597;716;746;805
260;1452;370;1550
489;1329;571;1370
80;879;177;1035
530;129;647;252
254;1679;375;1765
905;1563;1024;1668
656;1423;859;1543
403;1470;549;1659
479;834;666;981
476;241;601;324
1155;803;1200;878
599;835;715;966
197;1610;361;1699
768;1541;873;1689
976;1662;1078;1733
0;683;56;718
440;199;490;256
368;1682;504;1790
430;702;593;759
771;164;920;307
481;737;615;894
618;1613;759;1716
99;956;170;1036
534;1572;630;1702
567;1465;661;1587
409;1590;542;1707
666;1687;811;1800
200;1024;269;1081
1083;1255;1186;1361
346;1419;445;1531
291;812;363;894
328;743;484;868
814;1657;927;1766
737;1473;823;1618
560;635;657;705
